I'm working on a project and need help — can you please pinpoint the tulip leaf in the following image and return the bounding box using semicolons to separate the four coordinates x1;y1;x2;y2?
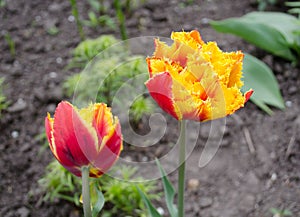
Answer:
155;159;177;217
91;182;105;217
210;12;298;62
137;186;162;217
242;53;285;114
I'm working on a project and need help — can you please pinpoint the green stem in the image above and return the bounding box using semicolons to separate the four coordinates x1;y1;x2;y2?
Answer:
113;0;128;40
69;0;85;40
82;166;92;217
178;120;186;217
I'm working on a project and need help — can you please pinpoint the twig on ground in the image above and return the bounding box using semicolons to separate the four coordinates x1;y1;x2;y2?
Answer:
286;123;297;158
243;127;255;154
232;114;255;154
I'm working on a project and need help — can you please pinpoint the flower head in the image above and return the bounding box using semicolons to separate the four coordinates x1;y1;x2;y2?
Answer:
145;30;253;121
45;101;123;177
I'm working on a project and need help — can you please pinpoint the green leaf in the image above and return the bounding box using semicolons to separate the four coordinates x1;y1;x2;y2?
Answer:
155;159;177;217
285;1;300;8
242;53;285;114
137;186;162;217
244;12;300;46
91;182;105;217
210;12;298;62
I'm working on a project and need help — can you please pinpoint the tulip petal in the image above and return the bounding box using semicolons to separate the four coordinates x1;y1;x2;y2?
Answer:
45;114;57;159
154;39;198;67
93;119;123;175
244;89;254;102
145;72;181;120
92;103;115;151
53;101;97;169
171;30;204;49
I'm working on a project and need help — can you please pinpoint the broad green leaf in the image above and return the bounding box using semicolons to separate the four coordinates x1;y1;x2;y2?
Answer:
155;159;177;217
210;13;297;62
242;53;285;114
244;12;300;45
137;186;162;217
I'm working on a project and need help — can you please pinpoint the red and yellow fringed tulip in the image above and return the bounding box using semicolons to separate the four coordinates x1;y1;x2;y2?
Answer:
145;30;253;121
45;101;123;177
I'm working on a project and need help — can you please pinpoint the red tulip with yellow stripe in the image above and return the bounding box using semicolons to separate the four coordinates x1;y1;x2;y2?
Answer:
45;101;123;177
145;30;253;121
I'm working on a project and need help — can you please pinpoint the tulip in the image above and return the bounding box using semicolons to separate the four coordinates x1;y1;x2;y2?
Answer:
142;30;253;217
145;30;253;122
45;101;123;177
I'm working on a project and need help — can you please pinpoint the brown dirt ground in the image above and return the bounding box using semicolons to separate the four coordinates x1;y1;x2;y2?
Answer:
0;0;299;216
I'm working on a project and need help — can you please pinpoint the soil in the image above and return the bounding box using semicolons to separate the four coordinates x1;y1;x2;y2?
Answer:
0;0;300;217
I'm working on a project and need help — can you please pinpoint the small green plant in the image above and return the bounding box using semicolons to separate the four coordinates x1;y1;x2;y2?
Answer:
270;207;292;217
64;35;155;124
46;26;60;35
113;0;128;40
38;160;82;205
179;0;195;8
0;0;6;8
100;166;159;217
83;12;116;29
0;78;8;117
68;34;119;68
130;96;155;124
83;0;116;30
256;0;278;11
4;32;16;58
69;0;85;40
38;160;158;216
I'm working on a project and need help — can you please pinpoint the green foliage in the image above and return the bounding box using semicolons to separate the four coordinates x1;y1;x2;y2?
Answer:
68;35;119;68
270;207;292;216
0;78;8;117
38;160;82;205
113;0;128;40
83;12;116;29
38;161;158;217
242;53;285;114
69;0;85;40
4;32;16;57
256;0;277;11
210;12;300;63
178;0;195;8
130;96;155;124
100;166;159;217
83;0;116;30
64;35;155;124
286;1;300;18
137;187;162;217
46;26;60;35
0;0;6;8
138;159;178;217
155;159;177;217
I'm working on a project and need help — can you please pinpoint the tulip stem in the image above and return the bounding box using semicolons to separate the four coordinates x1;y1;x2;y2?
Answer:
82;166;92;217
178;120;186;217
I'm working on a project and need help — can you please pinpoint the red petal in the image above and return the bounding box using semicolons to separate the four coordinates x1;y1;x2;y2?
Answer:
45;114;63;162
93;103;113;147
145;72;180;120
92;104;123;175
244;89;254;103
93;121;122;174
45;115;54;153
52;101;96;172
